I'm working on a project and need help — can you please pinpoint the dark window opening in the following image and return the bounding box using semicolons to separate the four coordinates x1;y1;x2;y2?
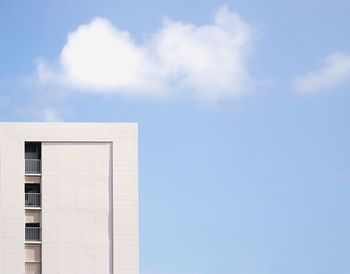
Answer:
25;142;41;160
25;184;40;194
26;223;40;228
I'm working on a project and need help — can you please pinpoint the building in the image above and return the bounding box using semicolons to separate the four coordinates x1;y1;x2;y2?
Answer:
0;123;139;274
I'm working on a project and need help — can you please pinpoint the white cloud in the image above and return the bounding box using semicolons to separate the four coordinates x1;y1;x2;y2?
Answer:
35;6;256;103
294;52;350;93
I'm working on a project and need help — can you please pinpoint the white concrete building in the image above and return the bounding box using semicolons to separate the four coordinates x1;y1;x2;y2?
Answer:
0;123;139;274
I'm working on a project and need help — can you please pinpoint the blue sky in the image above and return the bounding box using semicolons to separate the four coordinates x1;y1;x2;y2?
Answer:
1;0;350;273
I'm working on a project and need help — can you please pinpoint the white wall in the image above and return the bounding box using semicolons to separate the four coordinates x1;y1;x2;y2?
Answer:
0;123;138;274
42;142;111;274
0;138;26;274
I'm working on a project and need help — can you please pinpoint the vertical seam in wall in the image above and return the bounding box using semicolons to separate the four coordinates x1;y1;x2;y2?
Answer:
0;143;2;209
40;142;43;273
110;142;114;274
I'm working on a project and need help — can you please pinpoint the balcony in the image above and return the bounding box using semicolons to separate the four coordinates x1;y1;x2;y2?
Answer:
25;193;41;208
25;262;41;274
25;159;41;174
25;227;41;242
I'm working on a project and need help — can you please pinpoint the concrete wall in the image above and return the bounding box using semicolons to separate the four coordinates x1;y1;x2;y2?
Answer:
0;123;138;274
0;136;26;273
42;142;111;274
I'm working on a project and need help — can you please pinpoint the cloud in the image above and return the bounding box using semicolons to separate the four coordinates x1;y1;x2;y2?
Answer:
35;6;256;103
294;52;350;93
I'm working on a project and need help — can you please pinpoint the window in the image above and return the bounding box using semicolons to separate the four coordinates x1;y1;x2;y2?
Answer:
25;142;41;159
25;184;40;194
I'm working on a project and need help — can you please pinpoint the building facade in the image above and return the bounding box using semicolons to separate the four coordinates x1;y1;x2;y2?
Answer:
0;123;139;274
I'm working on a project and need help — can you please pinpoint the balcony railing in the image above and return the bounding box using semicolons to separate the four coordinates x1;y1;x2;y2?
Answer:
25;262;41;274
25;159;41;174
25;227;41;241
25;193;41;207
